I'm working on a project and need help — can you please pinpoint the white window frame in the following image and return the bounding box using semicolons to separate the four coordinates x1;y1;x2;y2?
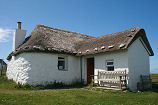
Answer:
58;56;68;71
106;60;114;71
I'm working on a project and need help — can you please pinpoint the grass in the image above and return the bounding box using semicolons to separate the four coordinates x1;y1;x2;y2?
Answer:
0;73;158;105
0;88;158;105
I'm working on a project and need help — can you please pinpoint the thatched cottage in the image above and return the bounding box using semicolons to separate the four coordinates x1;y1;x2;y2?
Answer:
7;22;154;91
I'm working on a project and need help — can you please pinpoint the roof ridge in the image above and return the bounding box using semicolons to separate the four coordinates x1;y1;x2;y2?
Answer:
36;25;142;38
98;27;142;38
36;24;95;38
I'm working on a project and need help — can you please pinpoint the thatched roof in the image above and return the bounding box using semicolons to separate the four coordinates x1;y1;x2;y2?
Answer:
7;25;154;60
75;27;154;56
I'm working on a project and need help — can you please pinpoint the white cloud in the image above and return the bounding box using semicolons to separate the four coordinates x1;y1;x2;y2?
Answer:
0;28;12;42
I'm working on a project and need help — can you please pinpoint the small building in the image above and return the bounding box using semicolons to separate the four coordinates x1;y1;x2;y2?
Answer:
0;59;7;70
6;22;154;91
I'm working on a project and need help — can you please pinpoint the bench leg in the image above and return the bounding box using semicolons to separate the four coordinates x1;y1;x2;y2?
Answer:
119;76;122;89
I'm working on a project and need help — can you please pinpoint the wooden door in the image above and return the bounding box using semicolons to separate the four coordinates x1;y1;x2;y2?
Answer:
87;58;94;84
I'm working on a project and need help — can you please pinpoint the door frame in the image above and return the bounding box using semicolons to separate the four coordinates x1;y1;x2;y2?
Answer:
87;57;94;84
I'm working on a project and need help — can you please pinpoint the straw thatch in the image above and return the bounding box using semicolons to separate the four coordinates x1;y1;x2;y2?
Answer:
7;25;154;60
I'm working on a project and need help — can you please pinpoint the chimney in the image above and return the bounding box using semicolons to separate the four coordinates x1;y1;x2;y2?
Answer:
12;22;27;51
17;22;21;30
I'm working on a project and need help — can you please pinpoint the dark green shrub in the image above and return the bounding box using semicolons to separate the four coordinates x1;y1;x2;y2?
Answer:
14;80;83;90
15;82;22;89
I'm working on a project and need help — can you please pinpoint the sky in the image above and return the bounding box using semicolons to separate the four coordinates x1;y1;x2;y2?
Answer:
0;0;157;73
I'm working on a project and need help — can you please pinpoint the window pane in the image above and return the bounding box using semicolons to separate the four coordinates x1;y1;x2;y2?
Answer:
107;61;113;65
107;66;114;71
58;61;65;70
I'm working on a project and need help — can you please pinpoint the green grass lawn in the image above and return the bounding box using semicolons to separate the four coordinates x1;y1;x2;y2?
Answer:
0;76;158;105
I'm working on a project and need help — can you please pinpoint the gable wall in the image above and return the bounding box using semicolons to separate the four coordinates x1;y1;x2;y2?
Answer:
7;53;81;85
128;37;150;91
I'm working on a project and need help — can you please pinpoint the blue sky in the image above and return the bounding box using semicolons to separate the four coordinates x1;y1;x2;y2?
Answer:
0;0;157;73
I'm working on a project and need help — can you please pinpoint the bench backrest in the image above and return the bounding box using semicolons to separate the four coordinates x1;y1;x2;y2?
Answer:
98;70;127;80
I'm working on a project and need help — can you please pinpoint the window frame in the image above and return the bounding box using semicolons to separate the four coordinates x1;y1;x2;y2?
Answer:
58;56;68;71
106;60;114;71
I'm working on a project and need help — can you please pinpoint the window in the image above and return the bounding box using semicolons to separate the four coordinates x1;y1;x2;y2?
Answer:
58;57;67;71
106;60;114;71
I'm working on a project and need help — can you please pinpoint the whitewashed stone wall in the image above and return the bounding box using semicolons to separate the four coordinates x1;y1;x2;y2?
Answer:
7;53;81;85
94;51;128;71
128;37;150;91
93;51;129;84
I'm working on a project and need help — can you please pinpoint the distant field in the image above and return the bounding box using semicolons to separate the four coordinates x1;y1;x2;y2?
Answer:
150;74;158;82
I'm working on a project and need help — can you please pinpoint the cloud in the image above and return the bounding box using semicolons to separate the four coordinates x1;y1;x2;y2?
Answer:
0;28;12;42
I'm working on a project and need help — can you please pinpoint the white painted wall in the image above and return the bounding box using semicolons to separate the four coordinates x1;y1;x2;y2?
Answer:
12;29;26;51
94;51;129;83
128;37;150;91
7;52;81;85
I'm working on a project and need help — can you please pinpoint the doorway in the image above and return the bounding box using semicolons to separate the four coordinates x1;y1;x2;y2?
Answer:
87;58;94;84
